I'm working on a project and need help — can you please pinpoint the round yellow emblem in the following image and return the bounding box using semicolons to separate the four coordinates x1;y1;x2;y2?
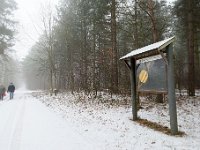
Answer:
139;70;148;83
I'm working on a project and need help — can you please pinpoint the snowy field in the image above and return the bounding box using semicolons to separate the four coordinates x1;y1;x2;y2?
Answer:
33;91;200;150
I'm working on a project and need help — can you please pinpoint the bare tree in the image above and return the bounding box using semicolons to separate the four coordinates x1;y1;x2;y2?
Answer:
41;3;56;95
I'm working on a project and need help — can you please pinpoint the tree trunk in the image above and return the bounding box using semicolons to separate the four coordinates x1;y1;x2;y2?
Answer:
68;44;74;94
111;0;118;93
188;0;195;96
92;23;97;94
134;0;139;48
50;69;53;96
148;0;158;43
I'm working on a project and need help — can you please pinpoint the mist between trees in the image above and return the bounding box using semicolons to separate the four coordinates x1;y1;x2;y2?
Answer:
1;0;200;96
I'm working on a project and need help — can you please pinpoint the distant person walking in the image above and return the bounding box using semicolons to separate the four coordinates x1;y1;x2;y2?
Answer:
0;85;6;100
7;83;15;100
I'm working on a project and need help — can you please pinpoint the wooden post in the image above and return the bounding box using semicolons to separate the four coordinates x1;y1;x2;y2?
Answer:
167;44;178;134
130;58;137;120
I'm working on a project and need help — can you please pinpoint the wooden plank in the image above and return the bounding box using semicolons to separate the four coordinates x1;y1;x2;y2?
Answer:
138;90;167;94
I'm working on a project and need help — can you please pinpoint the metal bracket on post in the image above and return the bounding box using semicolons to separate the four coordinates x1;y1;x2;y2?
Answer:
158;49;168;66
124;60;131;69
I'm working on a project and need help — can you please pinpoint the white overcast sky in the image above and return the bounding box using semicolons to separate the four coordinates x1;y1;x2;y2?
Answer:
13;0;59;60
13;0;175;61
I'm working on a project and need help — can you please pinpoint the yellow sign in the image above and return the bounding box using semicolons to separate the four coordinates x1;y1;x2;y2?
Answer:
139;70;148;83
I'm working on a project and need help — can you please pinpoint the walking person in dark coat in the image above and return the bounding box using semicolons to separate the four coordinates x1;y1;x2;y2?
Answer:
7;83;15;100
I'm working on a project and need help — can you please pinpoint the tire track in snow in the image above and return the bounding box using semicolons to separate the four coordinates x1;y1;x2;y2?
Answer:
0;101;20;149
9;99;26;150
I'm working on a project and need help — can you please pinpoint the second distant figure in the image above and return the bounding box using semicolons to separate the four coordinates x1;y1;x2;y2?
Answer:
7;83;15;100
0;85;6;100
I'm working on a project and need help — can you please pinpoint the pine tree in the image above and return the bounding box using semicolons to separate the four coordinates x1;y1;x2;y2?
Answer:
174;0;200;96
0;0;17;54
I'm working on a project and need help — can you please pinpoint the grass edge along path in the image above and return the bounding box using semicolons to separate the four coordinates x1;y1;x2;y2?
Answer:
130;118;185;136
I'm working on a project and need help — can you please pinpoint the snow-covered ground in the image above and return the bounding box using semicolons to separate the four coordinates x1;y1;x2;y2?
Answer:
33;91;200;150
0;90;199;150
0;91;97;150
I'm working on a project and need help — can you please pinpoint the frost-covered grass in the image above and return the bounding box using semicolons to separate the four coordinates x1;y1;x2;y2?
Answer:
32;91;200;150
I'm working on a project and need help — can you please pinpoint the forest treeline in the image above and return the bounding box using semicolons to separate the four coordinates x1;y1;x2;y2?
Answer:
0;0;200;96
0;0;20;87
22;0;200;96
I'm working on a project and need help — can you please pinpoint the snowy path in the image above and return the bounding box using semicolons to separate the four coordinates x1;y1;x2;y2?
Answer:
0;91;95;150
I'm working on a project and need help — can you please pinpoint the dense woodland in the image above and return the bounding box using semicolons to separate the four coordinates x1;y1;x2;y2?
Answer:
0;0;200;96
0;0;21;87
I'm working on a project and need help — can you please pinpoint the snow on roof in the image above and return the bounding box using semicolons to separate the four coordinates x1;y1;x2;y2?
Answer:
120;36;175;60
